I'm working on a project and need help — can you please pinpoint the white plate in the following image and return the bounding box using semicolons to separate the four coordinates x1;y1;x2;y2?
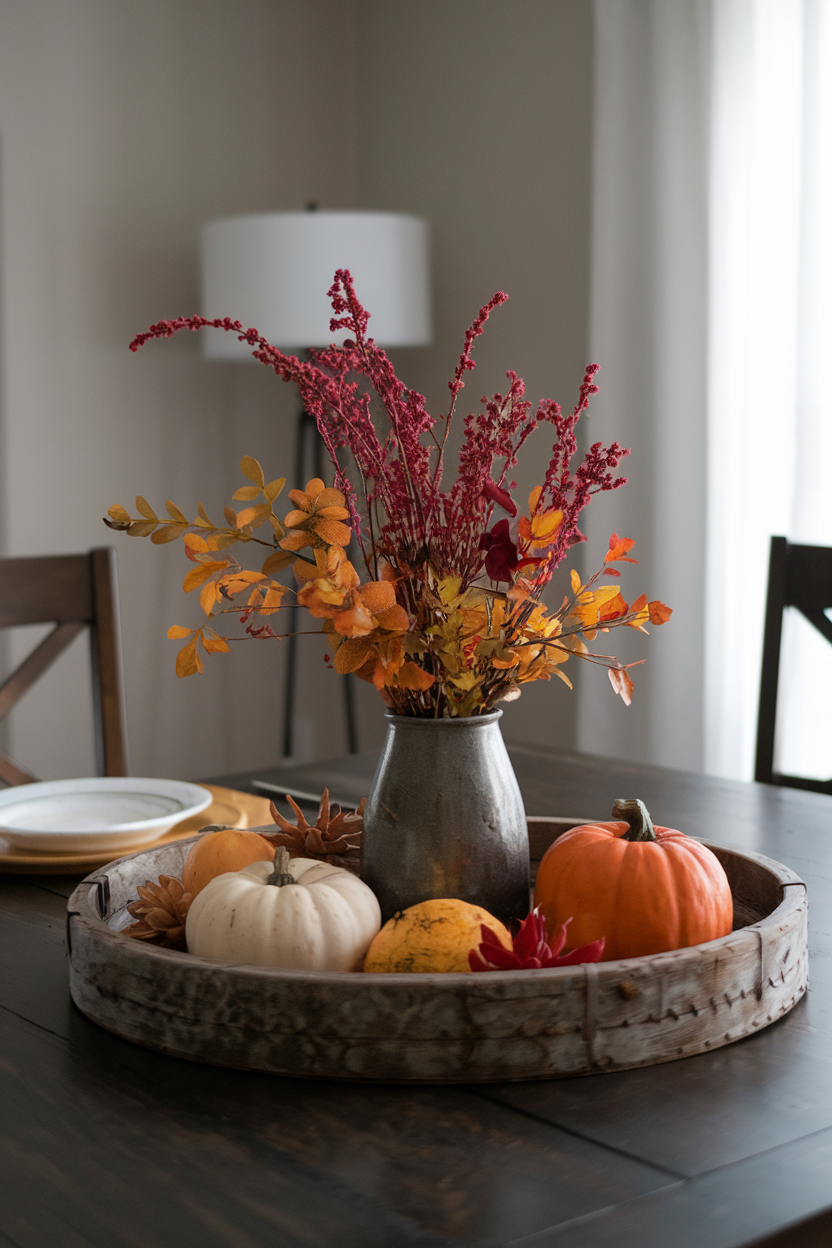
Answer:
0;778;212;853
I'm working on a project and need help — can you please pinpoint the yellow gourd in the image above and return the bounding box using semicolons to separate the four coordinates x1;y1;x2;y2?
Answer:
363;898;512;973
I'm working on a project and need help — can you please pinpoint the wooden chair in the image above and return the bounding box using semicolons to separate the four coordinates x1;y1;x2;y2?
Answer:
755;535;832;794
0;547;128;786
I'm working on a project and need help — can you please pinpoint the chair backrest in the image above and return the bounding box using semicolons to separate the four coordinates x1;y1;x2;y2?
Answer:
756;535;832;794
0;547;128;786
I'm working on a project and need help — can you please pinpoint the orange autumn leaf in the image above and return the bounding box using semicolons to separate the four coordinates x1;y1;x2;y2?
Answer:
201;628;231;654
217;570;266;597
249;585;285;616
183;533;210;561
312;517;353;547
598;590;628;621
518;509;563;549
334;599;375;637
183;560;227;593
175;635;203;677
648;600;673;625
397;661;436;691
373;604;409;633
199;580;221;615
605;533;638;564
235;503;272;529
626;593;650;632
167;625;193;640
357;581;397;614
334;637;374;674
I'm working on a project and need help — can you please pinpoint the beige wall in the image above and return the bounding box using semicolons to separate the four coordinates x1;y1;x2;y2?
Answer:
1;0;593;781
355;0;594;752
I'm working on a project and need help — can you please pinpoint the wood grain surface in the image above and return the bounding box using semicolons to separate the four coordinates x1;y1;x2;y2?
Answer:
3;743;832;1246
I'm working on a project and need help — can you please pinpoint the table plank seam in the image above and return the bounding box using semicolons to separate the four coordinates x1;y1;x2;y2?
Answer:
468;1088;686;1180
501;1182;689;1247
0;1000;68;1045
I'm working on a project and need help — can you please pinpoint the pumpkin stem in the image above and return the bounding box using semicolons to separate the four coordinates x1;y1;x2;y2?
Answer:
266;846;298;887
613;798;656;842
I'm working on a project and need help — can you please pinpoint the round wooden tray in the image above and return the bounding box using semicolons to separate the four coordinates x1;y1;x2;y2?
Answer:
66;819;808;1083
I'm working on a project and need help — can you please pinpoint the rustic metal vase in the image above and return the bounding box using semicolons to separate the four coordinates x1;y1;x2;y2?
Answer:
361;710;529;926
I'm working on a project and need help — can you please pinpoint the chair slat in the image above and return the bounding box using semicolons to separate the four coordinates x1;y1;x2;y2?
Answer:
756;537;832;791
0;554;93;627
0;548;128;785
0;621;85;721
0;750;38;786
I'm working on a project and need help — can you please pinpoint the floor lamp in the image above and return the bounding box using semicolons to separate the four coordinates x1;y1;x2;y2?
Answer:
200;209;432;759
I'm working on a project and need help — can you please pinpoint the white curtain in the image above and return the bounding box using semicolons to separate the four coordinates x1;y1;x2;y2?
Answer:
584;0;832;781
705;0;832;781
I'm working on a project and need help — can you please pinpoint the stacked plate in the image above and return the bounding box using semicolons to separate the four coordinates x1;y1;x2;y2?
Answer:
0;779;271;875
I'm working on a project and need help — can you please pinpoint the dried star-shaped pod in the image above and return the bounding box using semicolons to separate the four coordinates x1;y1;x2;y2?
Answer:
122;874;193;950
261;789;365;864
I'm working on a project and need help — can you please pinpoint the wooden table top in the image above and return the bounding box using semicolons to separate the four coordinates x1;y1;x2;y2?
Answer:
3;742;832;1247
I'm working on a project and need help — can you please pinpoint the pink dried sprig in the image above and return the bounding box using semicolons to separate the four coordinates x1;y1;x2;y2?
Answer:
128;280;630;627
468;907;606;971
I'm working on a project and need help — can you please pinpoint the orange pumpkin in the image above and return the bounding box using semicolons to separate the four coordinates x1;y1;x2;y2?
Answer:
183;829;274;898
533;798;733;961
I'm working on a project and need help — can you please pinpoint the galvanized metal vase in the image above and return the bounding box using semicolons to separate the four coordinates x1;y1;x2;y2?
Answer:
361;710;529;926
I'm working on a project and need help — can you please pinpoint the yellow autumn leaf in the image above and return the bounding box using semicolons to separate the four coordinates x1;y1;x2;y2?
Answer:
201;628;231;654
528;485;542;513
257;586;286;616
207;532;238;551
334;637;374;674
236;503;272;529
126;521;156;538
182;565;214;593
183;533;210;556
176;635;203;677
200;580;220;615
232;485;262;501
151;524;185;544
437;576;462;606
264;477;286;503
135;496;157;521
261;550;294;576
240;455;265;487
108;504;130;523
167;625;193;639
165;500;188;523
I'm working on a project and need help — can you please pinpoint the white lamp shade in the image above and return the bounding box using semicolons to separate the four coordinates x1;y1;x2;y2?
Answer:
200;210;432;359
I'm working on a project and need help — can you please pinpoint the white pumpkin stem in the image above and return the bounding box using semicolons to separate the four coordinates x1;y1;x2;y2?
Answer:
612;798;656;843
267;846;298;887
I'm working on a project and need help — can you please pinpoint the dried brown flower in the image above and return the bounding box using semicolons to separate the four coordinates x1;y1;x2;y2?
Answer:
262;789;365;865
122;874;193;949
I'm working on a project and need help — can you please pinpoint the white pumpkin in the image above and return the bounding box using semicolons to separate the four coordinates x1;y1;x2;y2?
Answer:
185;847;381;972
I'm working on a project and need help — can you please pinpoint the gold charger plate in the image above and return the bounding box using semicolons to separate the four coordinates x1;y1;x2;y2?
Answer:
0;784;273;875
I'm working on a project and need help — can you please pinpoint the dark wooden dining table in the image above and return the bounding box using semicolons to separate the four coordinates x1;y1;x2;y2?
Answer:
2;741;832;1248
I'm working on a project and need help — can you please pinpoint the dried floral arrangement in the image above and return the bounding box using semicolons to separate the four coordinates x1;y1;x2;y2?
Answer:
106;272;670;716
